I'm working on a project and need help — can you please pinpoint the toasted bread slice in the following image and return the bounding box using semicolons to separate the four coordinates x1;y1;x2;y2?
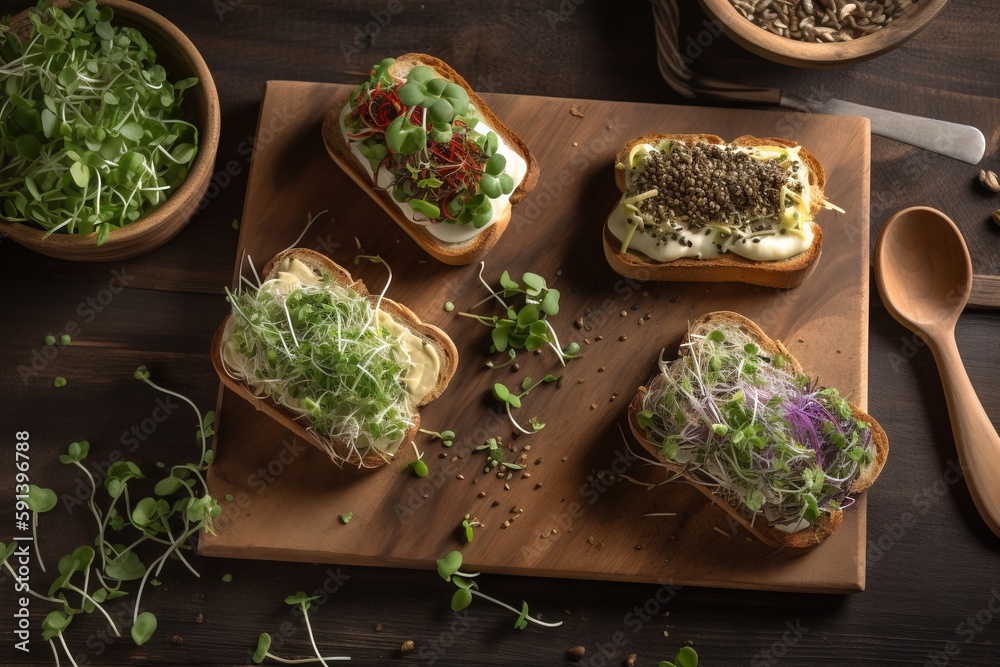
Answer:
321;54;539;266
604;134;829;288
627;311;888;549
211;248;459;469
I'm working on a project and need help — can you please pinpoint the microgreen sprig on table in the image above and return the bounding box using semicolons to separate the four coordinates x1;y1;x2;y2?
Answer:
475;437;523;473
23;484;57;572
408;441;429;478
492;374;558;435
436;551;562;630
660;646;699;667
459;263;579;368
16;366;222;663
419;427;456;447
250;593;351;665
0;1;199;244
460;514;481;543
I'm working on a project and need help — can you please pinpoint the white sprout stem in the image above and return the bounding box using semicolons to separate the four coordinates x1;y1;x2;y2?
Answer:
32;512;46;573
302;608;339;666
2;561;63;603
476;261;508;309
57;632;80;667
49;639;61;667
542;320;568;367
133;525;200;623
469;591;563;628
282;210;328;254
163;522;201;579
266;654;351;665
66;584;121;637
138;378;208;466
71;460;103;532
454;570;481;579
505;402;533;436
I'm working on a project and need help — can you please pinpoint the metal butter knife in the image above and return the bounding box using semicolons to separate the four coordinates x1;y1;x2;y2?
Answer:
780;93;987;165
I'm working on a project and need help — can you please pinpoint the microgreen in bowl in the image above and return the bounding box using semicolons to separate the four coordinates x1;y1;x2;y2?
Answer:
0;1;200;244
636;326;874;532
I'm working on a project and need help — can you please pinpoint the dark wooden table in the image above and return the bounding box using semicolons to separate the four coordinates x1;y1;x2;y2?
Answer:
2;1;999;665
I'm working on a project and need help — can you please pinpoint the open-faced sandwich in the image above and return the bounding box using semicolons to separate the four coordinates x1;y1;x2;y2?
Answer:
322;54;539;265
604;134;843;288
211;248;458;469
628;311;887;548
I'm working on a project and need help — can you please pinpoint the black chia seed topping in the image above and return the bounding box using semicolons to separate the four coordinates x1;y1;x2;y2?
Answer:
629;142;804;239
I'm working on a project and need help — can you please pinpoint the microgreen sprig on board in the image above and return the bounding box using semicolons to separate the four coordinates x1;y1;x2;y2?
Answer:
660;646;698;667
459;263;579;369
419;427;456;447
0;1;199;244
23;484;57;572
475;437;523;472
492;375;558;435
436;551;562;630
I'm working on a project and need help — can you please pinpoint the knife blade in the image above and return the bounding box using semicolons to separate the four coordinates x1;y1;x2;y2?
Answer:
781;93;987;165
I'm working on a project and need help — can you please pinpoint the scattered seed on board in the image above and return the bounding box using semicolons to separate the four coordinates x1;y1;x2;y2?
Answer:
992;209;1000;226
400;640;415;654
568;646;586;659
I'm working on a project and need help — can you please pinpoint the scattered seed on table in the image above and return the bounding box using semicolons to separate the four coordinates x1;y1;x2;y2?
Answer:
400;640;414;654
620;310;628;317
456;474;465;480
590;403;597;410
172;635;183;645
642;290;650;297
619;335;627;341
568;646;586;659
375;622;383;632
477;492;486;498
594;335;603;342
598;366;605;373
574;317;585;329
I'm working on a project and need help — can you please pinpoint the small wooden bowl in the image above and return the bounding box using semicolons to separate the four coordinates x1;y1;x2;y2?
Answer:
0;0;220;261
699;0;948;68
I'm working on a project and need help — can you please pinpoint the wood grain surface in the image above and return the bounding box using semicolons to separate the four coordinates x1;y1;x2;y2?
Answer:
1;1;998;665
200;81;872;593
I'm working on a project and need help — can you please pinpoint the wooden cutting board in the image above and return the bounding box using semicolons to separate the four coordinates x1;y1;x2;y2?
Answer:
201;80;872;593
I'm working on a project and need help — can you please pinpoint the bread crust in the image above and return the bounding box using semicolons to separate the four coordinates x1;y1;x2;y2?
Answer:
211;248;459;470
321;54;539;266
627;310;888;549
605;134;828;288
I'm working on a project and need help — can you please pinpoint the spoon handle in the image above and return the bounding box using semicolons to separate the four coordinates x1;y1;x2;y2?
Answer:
929;330;1000;538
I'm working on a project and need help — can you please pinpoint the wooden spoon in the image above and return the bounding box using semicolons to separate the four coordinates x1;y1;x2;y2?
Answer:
875;206;1000;538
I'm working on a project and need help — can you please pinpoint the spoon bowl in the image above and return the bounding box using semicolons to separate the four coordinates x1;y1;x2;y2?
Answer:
875;207;1000;539
876;207;972;333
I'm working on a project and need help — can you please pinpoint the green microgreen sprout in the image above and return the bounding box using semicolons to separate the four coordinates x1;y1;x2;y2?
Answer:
44;334;56;345
408;441;429;478
42;609;77;667
436;551;562;629
459;263;578;368
222;573;233;583
0;1;200;244
0;541;63;605
444;301;455;312
54;376;67;387
475;437;523;473
60;333;72;346
131;611;157;646
232;218;240;230
660;646;698;667
460;514;481;543
279;592;352;665
339;512;353;525
492;375;558;435
23;484;57;572
419;428;456;447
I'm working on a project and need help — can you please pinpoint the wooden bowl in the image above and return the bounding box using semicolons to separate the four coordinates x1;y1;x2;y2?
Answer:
699;0;948;68
0;0;220;261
